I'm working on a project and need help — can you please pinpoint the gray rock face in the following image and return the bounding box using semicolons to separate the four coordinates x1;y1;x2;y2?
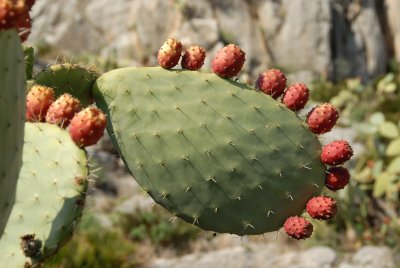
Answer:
29;0;398;82
387;0;400;61
331;0;388;82
338;246;396;268
151;244;339;268
258;0;332;75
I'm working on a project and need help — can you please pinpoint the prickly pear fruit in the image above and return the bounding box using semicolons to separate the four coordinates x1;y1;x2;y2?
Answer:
0;0;34;41
306;196;337;220
321;140;353;166
325;166;350;191
157;38;183;69
181;45;206;70
211;44;245;78
256;69;287;99
284;216;313;240
69;107;106;147
282;83;309;111
26;85;55;122
45;93;82;128
306;103;339;134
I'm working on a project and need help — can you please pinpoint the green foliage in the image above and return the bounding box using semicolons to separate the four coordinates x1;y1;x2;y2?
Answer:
0;29;26;238
310;67;400;248
118;206;199;247
23;46;35;80
44;213;139;268
93;67;326;235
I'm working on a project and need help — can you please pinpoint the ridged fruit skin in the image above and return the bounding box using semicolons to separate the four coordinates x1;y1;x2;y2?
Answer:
181;45;206;70
0;122;88;267
321;140;353;166
282;83;309;110
284;216;313;240
325;166;350;191
92;67;326;236
157;38;183;69
46;93;82;128
69;107;107;147
256;69;287;99
26;85;55;122
211;44;245;78
0;29;26;238
306;196;337;220
306;103;339;134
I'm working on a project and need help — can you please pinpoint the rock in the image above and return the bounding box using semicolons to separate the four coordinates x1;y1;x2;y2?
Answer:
212;0;270;72
177;19;219;50
134;0;181;65
331;0;387;81
299;246;337;268
151;246;247;268
386;0;400;61
258;0;332;76
352;246;395;268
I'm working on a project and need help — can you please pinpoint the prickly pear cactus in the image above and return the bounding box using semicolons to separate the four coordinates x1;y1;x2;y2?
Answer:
0;29;26;238
34;64;99;106
93;67;326;235
0;123;88;267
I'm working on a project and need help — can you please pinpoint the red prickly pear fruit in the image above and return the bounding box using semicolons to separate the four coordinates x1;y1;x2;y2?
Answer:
0;0;34;41
283;216;313;240
306;196;337;220
69;107;107;147
321;140;353;166
256;69;287;99
281;83;310;111
157;38;183;69
181;45;206;70
325;166;350;191
306;103;339;134
26;85;55;122
46;93;82;128
211;44;245;78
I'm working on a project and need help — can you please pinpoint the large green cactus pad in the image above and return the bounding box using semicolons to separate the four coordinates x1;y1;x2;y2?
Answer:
0;123;88;267
0;30;26;238
93;67;326;235
34;64;99;106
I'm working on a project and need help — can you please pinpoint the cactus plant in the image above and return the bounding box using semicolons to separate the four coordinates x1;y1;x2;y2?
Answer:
34;64;99;107
0;122;88;267
92;66;328;235
0;29;26;238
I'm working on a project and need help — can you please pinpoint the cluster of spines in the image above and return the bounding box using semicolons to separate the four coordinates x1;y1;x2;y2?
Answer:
26;85;106;147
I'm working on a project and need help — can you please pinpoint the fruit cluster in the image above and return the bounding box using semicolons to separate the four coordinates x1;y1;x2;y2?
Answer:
0;0;35;41
26;85;106;147
156;38;353;239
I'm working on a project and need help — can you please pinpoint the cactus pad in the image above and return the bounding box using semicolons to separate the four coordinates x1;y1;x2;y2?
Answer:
0;30;26;238
93;67;326;235
0;123;88;267
34;64;99;106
